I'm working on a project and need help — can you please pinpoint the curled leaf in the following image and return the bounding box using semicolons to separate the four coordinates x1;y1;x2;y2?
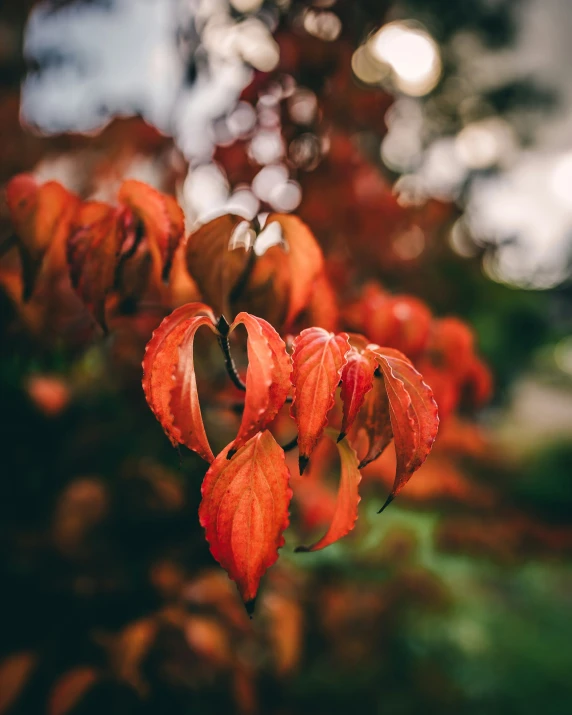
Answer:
296;432;361;552
228;312;292;454
370;346;439;511
6;174;78;300
263;214;324;326
290;327;350;472
118;179;184;283
67;201;122;329
142;302;217;462
339;348;376;441
199;431;292;609
354;369;393;469
186;214;252;317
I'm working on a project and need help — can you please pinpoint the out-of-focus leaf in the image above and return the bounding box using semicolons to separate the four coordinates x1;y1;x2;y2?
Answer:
117;179;184;283
6;174;78;300
48;668;99;715
343;283;432;358
263;213;324;326
186;214;251;317
0;652;37;714
67;201;122;329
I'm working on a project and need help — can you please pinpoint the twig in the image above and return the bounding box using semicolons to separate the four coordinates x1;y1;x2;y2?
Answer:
216;315;247;391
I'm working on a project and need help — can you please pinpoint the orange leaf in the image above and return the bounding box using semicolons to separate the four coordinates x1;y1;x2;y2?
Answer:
296;432;361;552
0;652;37;714
48;668;98;715
118;179;184;283
290;327;350;472
339;348;376;441
67;201;122;329
6;174;78;299
370;346;439;511
199;431;292;610
264;214;324;326
186;214;252;317
353;368;393;469
142;302;217;462
228;312;292;454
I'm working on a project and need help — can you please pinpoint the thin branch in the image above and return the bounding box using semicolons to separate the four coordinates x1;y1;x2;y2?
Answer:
216;315;247;391
217;335;247;391
280;435;298;452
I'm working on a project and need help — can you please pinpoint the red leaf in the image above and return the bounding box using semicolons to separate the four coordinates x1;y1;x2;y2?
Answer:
118;180;184;282
142;302;217;463
6;175;78;300
353;368;393;469
199;431;292;608
339;348;376;441
263;214;324;326
370;346;439;510
343;284;432;358
228;312;292;454
67;201;122;329
290;327;350;472
186;214;252;317
296;432;361;552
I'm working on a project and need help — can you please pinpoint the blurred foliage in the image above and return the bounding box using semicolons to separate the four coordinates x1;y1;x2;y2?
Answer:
1;0;572;714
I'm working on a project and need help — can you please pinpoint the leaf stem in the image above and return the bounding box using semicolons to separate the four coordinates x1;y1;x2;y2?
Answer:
280;435;298;452
216;315;247;391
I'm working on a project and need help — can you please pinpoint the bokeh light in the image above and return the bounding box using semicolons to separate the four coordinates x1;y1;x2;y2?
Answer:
368;22;441;96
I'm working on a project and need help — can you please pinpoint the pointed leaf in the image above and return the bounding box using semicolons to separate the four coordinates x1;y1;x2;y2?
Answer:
370;347;439;508
6;175;78;299
339;348;376;441
290;327;350;471
199;431;292;606
354;370;393;469
264;214;324;326
228;312;292;454
296;432;361;552
118;180;184;282
142;302;217;462
186;214;252;317
67;201;122;328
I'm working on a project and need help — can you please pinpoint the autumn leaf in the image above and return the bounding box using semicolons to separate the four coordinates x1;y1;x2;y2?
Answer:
263;214;324;327
187;213;326;329
370;346;439;511
6;174;78;300
0;652;37;714
338;348;376;441
353;367;393;469
48;668;99;715
228;312;292;455
186;214;252;317
429;317;475;378
117;179;184;283
67;201;123;329
199;431;292;611
343;284;432;358
296;431;361;552
290;327;350;473
142;302;217;463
